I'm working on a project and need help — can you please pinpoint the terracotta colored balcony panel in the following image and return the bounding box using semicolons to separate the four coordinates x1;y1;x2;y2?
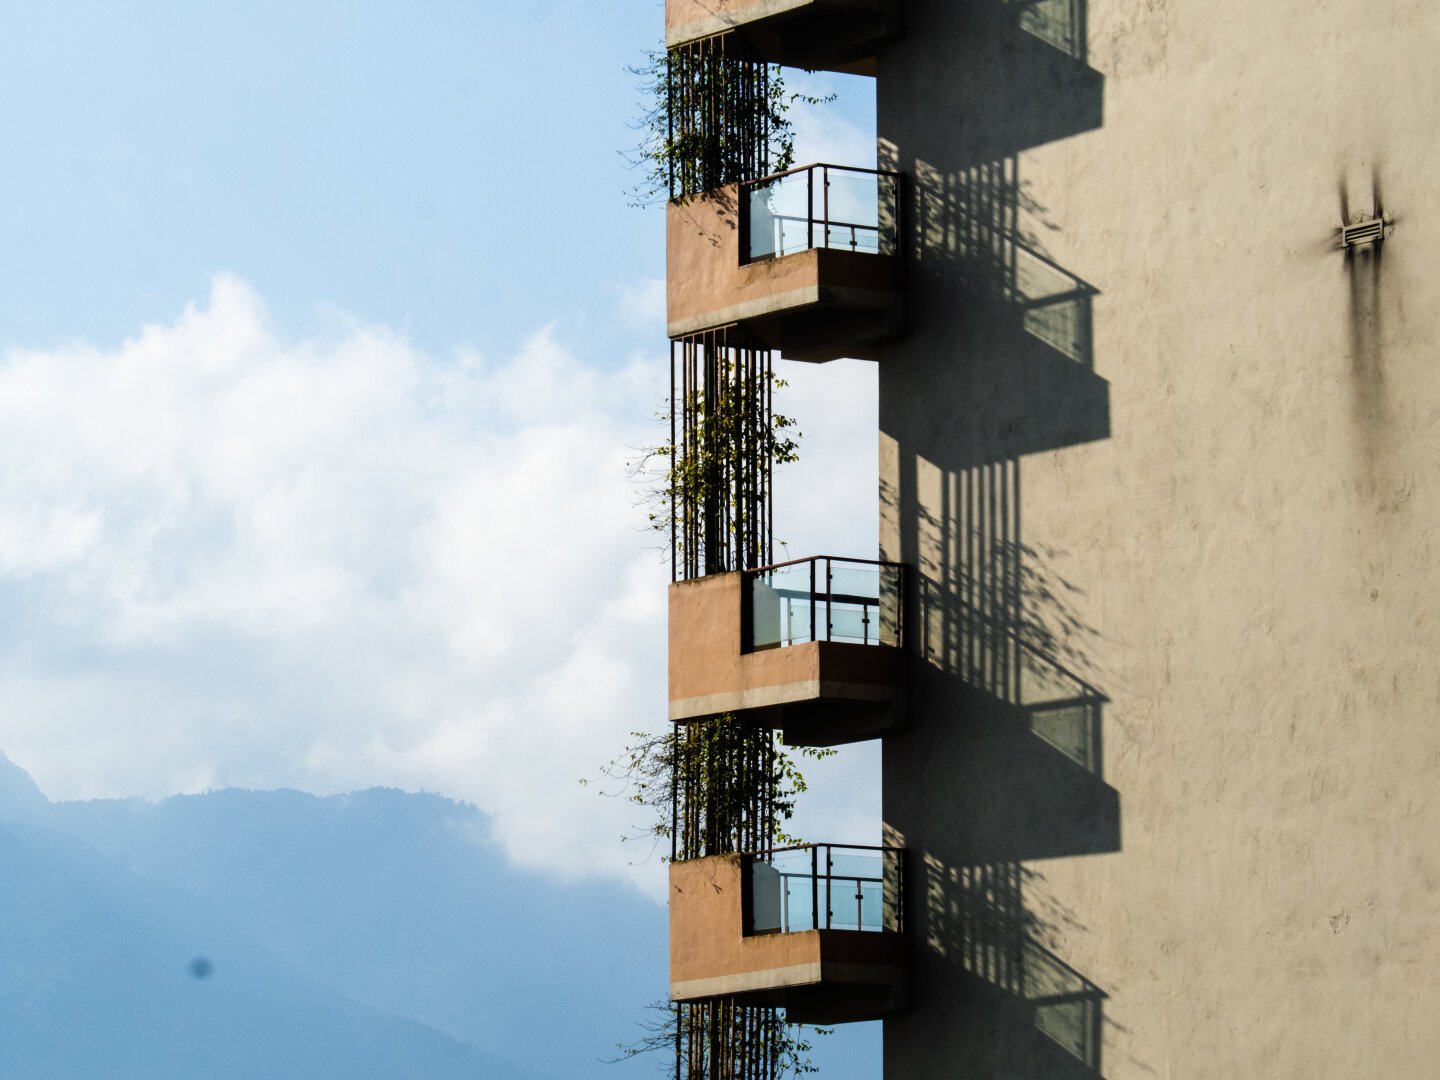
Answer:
669;847;909;1024
668;558;906;747
666;0;902;75
667;164;905;364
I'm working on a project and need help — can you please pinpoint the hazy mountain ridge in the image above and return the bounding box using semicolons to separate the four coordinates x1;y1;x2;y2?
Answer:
0;753;666;1079
0;820;554;1080
0;751;46;822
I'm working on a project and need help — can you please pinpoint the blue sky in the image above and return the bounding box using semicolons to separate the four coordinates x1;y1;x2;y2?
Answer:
1;0;665;359
0;0;882;889
0;1;886;1071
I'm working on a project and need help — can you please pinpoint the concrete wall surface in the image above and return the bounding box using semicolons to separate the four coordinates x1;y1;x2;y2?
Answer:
875;0;1440;1076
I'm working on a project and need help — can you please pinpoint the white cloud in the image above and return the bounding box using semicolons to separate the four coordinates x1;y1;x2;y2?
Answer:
0;274;884;891
612;277;667;331
786;71;878;171
0;275;671;887
769;357;884;848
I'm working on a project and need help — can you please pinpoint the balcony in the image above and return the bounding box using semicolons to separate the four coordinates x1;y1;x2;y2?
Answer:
668;556;906;746
670;844;909;1024
667;163;905;363
665;0;902;75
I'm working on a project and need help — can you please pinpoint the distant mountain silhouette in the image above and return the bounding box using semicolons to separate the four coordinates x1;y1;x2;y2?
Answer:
0;756;667;1079
0;821;555;1080
0;751;46;823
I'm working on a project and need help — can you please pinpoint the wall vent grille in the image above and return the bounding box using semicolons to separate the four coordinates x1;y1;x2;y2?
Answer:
1341;216;1385;248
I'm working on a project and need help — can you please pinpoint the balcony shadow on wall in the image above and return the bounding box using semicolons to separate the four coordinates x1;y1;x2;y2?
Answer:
881;0;1102;167
896;153;1110;465
913;596;1119;865
922;861;1108;1076
895;469;1121;868
881;460;1116;1075
877;0;1115;1068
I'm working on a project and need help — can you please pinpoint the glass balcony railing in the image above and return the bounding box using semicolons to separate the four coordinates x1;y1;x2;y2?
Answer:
746;556;905;651
747;844;905;935
741;163;903;264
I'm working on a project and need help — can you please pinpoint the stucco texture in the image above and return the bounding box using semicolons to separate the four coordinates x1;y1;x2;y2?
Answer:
875;0;1440;1076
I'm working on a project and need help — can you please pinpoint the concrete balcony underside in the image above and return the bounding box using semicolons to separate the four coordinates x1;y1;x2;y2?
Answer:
667;188;904;364
669;573;905;747
666;0;901;75
670;855;909;1025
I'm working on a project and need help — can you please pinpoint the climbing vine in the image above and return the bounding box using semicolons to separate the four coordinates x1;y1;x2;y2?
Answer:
625;40;832;205
631;332;799;580
604;30;839;1080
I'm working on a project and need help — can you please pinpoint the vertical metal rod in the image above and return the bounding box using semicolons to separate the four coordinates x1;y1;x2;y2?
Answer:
670;723;680;863
669;342;677;581
822;165;830;249
809;559;816;644
812;845;820;931
826;558;833;642
807;166;815;250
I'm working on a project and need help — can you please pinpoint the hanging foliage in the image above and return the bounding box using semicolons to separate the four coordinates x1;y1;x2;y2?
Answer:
624;36;833;205
630;330;799;581
593;718;833;1079
589;717;826;858
607;29;840;1080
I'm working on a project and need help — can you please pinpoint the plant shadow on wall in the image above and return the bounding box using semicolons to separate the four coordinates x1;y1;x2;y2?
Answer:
879;0;1115;1074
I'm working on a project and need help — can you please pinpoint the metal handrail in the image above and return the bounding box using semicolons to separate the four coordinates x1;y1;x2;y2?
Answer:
757;842;898;855
740;162;904;264
753;554;900;573
744;161;903;184
746;842;906;935
745;555;907;650
766;212;881;256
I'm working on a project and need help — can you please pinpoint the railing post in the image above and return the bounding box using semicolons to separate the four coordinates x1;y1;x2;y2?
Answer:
811;845;820;931
807;167;815;251
823;165;830;250
809;559;816;645
739;179;749;265
826;558;833;643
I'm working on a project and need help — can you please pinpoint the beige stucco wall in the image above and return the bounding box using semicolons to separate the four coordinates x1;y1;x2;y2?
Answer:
876;0;1440;1076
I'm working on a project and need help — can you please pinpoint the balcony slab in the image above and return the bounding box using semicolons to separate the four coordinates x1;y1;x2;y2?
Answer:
666;0;902;75
667;186;904;364
670;854;910;1024
669;572;905;746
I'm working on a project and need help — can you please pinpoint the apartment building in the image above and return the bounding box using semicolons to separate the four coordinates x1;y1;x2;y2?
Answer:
659;1;1438;1076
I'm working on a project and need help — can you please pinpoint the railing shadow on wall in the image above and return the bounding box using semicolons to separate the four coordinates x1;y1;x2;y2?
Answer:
878;0;1115;1073
884;466;1118;1076
1005;0;1089;64
923;859;1108;1077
